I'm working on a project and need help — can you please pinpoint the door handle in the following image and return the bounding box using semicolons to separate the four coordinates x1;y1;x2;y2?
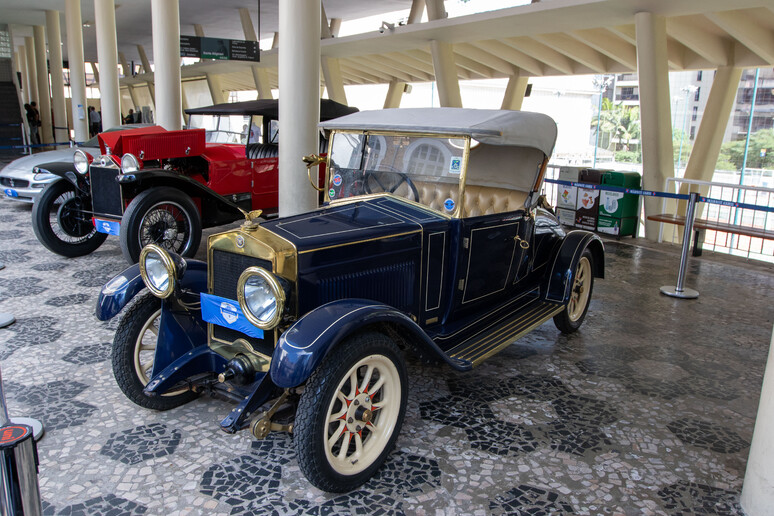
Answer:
513;235;529;249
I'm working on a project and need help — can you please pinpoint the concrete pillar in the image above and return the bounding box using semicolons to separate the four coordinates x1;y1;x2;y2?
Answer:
501;76;529;111
320;3;332;39
65;0;90;142
151;0;182;130
126;86;140;111
137;45;151;74
321;57;347;104
272;32;279;49
408;0;426;24
238;8;273;100
741;324;774;515
635;12;674;240
17;45;29;104
46;10;68;143
90;62;99;84
95;0;122;130
426;0;447;21
430;40;461;107
206;74;225;104
193;24;204;38
24;37;38;104
683;67;743;182
383;80;406;109
279;0;321;217
329;18;341;37
33;25;53;144
118;51;130;77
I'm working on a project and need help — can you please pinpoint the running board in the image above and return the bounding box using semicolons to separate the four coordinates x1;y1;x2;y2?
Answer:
446;301;564;368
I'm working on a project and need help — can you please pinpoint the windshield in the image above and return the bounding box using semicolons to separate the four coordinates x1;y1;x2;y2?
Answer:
327;132;466;215
189;114;253;144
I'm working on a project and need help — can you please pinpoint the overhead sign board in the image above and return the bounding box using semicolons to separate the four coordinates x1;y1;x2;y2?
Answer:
180;35;260;62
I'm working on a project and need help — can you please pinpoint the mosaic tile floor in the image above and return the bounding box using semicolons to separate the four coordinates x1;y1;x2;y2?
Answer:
0;194;771;515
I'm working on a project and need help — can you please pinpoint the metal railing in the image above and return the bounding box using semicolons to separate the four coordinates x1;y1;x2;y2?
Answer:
659;177;774;261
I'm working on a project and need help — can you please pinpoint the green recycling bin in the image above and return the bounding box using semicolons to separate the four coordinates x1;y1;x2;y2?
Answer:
598;171;641;237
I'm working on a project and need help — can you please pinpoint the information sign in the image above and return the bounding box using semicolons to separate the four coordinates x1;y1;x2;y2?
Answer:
180;35;260;62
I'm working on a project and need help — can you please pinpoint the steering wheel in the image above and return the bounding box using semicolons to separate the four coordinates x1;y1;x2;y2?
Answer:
363;169;420;202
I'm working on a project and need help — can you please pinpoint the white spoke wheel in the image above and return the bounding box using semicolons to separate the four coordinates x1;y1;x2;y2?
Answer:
553;248;595;334
111;293;197;410
294;332;407;493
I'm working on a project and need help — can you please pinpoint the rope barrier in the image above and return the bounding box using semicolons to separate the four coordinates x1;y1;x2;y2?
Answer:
0;141;84;150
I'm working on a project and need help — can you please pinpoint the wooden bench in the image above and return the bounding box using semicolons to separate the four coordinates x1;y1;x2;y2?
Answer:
647;213;774;256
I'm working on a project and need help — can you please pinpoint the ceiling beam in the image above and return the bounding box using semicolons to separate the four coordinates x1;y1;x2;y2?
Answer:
665;16;731;66
347;56;412;82
705;10;774;64
505;37;572;74
608;24;636;45
451;53;494;79
474;39;545;76
570;28;637;70
454;42;519;76
378;54;434;81
385;52;436;75
666;38;686;69
532;33;607;72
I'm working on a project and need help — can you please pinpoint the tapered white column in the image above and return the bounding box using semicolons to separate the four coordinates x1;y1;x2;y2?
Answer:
151;0;182;130
90;62;99;84
95;0;121;130
206;74;225;104
137;45;151;74
430;40;461;107
239;8;273;100
24;37;38;104
17;45;29;104
742;325;774;515
321;57;346;104
501;76;529;111
65;0;89;142
279;0;321;216
46;10;68;143
684;67;742;182
635;12;674;240
33;25;53;144
383;80;406;109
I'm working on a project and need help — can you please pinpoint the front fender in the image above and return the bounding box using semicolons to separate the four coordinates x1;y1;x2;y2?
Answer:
95;258;208;320
271;299;460;388
36;161;89;195
544;230;605;304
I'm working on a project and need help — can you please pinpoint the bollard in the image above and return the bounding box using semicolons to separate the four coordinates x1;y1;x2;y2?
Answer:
0;366;42;516
661;192;700;299
0;262;15;329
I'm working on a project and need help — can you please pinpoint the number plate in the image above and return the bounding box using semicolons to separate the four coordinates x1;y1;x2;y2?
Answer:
4;189;18;198
94;218;120;236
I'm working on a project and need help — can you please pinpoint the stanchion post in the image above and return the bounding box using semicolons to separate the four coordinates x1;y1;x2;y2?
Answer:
0;365;42;516
661;191;700;299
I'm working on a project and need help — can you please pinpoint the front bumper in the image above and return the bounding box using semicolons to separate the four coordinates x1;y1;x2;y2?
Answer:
0;170;55;203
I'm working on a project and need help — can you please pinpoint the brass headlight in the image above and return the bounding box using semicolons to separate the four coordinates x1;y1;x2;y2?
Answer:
237;267;285;330
139;244;176;299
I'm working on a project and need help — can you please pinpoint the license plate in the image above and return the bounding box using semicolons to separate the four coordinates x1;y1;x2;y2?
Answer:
4;189;18;198
200;292;264;339
94;218;120;236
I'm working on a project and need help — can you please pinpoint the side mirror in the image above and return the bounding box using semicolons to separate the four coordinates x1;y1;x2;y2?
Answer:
302;154;326;192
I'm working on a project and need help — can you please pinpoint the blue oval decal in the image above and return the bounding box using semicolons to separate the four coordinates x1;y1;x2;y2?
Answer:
444;198;455;212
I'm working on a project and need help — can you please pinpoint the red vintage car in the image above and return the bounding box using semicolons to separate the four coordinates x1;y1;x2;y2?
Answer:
31;99;357;262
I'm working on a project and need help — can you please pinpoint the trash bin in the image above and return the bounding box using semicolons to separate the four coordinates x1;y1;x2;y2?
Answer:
575;168;603;231
556;167;580;227
598;171;641;237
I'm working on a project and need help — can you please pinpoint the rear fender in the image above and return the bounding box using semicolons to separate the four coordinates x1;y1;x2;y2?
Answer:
118;169;245;227
544;230;604;304
270;299;465;389
95;258;208;320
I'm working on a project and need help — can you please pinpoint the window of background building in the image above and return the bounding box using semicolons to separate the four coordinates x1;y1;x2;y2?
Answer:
694;87;701;102
692;106;698;121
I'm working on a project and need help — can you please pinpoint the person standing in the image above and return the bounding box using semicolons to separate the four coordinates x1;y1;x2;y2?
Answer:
25;103;40;146
88;106;101;137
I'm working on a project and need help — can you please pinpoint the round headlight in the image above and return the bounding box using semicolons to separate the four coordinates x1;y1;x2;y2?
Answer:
73;150;93;174
237;267;285;330
139;244;176;298
121;153;142;173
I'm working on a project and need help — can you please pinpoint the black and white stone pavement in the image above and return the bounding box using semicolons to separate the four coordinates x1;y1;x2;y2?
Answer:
0;191;771;515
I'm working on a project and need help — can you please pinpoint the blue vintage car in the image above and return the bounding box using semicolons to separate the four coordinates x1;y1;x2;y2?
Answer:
96;108;604;492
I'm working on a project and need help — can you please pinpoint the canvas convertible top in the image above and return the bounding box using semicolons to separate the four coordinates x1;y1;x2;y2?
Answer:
185;99;359;121
320;108;557;157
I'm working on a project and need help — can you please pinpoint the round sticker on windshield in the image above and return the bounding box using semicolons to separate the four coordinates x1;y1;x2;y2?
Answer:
332;174;342;187
329;188;336;199
443;198;455;212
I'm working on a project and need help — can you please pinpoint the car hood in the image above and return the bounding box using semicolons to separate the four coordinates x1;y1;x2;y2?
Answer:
261;197;440;253
0;146;100;176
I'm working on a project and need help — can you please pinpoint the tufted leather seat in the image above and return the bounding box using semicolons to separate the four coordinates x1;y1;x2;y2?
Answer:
246;143;279;159
414;181;528;217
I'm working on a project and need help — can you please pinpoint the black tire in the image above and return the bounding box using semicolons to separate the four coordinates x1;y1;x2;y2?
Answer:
120;187;202;263
553;248;595;334
111;292;198;410
31;179;107;257
295;331;408;492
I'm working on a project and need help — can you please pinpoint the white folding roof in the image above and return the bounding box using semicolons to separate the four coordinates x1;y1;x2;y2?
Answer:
320;108;558;156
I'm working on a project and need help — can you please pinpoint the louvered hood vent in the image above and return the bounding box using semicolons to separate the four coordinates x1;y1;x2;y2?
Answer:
316;260;415;312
